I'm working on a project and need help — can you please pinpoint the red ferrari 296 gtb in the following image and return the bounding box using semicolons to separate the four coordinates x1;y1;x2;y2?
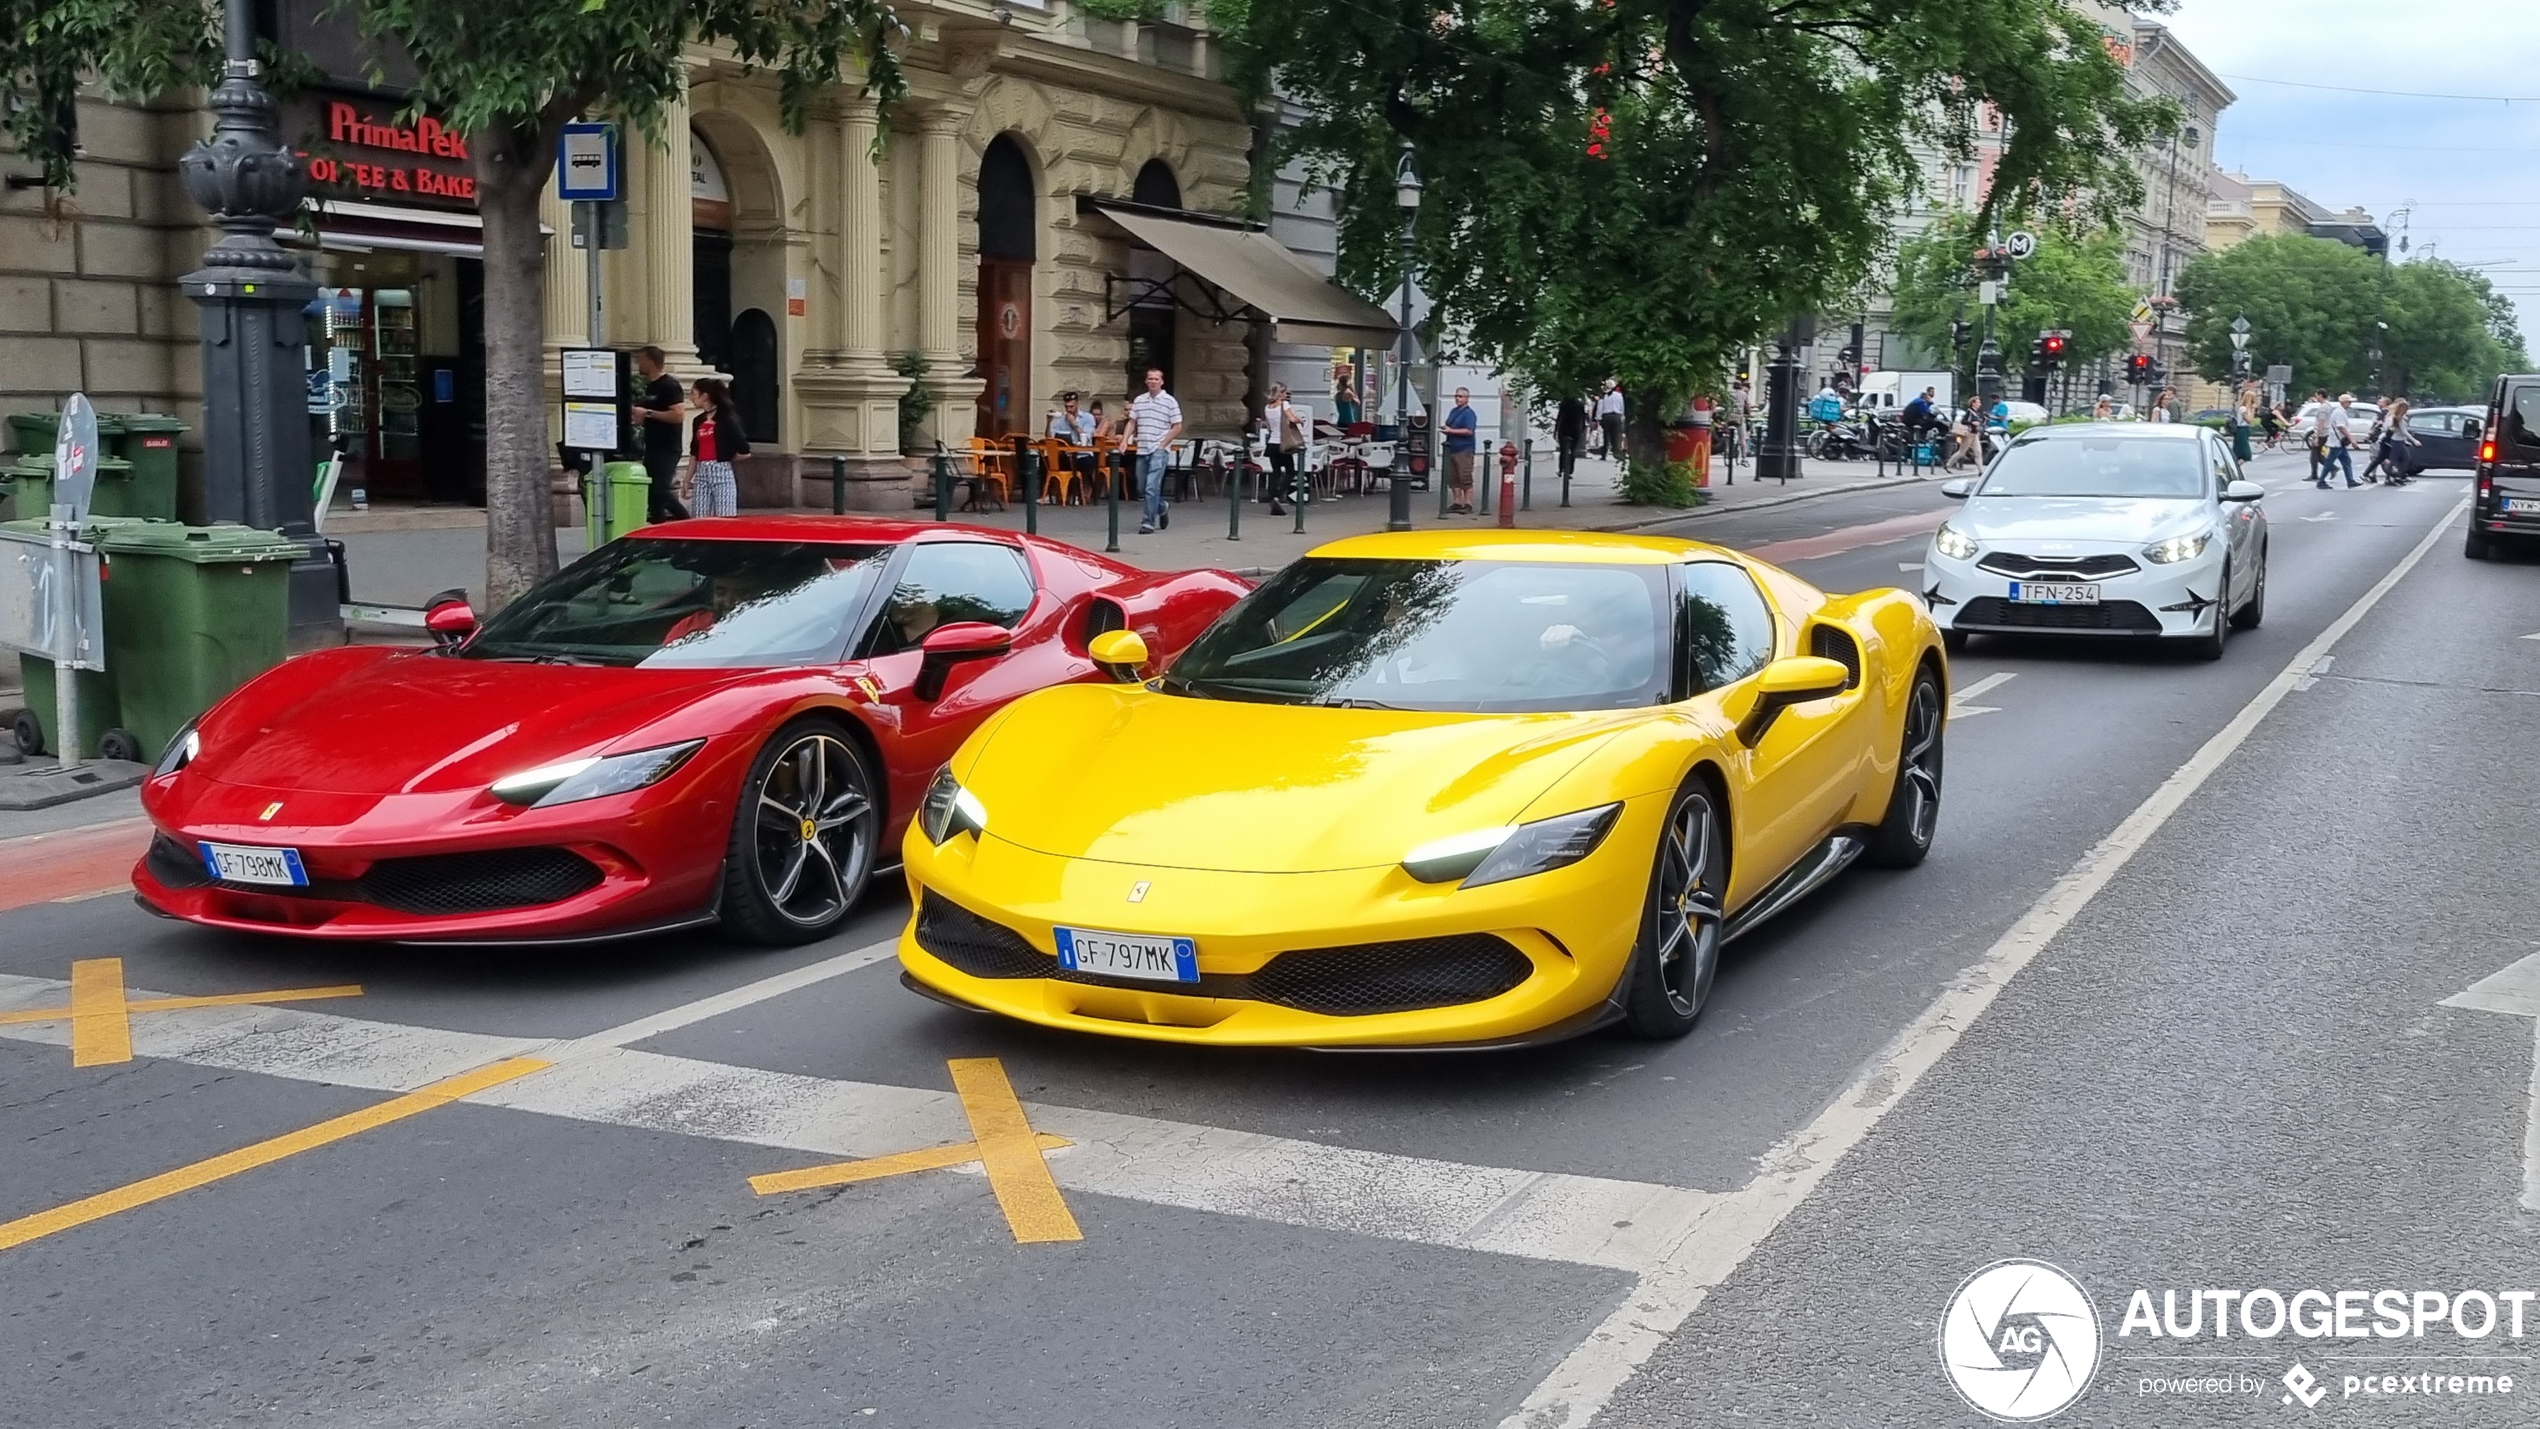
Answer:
133;518;1247;945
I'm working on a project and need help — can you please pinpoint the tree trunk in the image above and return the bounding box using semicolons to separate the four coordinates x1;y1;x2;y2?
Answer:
1627;386;1673;474
473;121;561;609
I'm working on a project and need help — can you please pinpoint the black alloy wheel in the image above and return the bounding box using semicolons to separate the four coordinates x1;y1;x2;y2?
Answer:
1865;668;1945;868
720;718;879;945
2230;543;2267;630
2188;558;2231;661
1621;783;1728;1039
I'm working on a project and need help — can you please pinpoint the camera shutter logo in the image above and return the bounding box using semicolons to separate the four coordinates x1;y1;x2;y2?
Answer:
1938;1260;2102;1421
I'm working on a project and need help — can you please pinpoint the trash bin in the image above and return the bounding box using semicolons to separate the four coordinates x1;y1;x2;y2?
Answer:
585;461;651;547
3;454;135;523
3;514;152;761
6;411;185;519
91;522;302;764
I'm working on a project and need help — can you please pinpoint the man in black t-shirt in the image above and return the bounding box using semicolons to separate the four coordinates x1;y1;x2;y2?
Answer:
629;345;691;522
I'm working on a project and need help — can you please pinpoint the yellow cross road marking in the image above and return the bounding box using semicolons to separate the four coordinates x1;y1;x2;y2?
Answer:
0;958;363;1066
751;1057;1085;1244
0;1057;548;1254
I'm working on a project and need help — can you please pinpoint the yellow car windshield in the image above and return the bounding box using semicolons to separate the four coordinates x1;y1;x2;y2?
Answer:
1162;558;1671;713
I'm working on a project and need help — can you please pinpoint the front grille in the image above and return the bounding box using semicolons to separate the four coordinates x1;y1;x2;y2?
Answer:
1807;625;1861;688
146;834;212;889
358;848;602;914
1248;935;1534;1015
913;895;1533;1016
1957;596;2162;632
916;895;1058;978
1976;552;2142;580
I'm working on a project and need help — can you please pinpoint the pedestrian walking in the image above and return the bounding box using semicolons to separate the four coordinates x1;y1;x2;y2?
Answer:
1332;382;1361;430
1946;396;1984;470
1262;383;1309;515
1443;387;1479;513
1125;367;1183;534
628;345;692;523
2375;399;2421;484
2230;391;2255;464
2310;392;2358;488
2149;387;2176;423
2092;395;2113;421
686;377;749;517
1595;382;1625;461
1555;393;1588;485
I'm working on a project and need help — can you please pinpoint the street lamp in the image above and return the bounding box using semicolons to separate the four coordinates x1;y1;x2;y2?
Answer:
177;0;333;645
1387;144;1422;532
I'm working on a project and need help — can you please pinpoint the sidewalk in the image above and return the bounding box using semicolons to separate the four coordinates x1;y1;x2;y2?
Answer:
333;450;1946;603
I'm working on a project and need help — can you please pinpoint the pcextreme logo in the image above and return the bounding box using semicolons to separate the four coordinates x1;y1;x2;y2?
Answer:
1940;1259;2103;1421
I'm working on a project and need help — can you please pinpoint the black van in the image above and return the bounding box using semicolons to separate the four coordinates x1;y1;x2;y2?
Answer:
2471;374;2540;558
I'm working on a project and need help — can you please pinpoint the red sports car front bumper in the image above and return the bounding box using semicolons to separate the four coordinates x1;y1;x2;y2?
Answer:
132;757;739;943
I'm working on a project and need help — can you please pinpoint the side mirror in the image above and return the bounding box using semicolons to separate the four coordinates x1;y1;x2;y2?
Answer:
2463;419;2483;442
424;600;477;644
1088;628;1150;681
914;622;1013;701
2222;480;2265;503
1939;478;1974;499
1736;655;1854;747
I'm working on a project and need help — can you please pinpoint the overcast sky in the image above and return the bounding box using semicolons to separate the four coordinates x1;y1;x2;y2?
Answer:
2163;0;2540;343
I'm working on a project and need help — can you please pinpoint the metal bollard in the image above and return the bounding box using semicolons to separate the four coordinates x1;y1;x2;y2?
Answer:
1106;448;1124;553
1521;437;1533;510
1226;440;1242;541
1292;448;1306;535
933;443;953;522
831;454;846;515
1016;435;1040;537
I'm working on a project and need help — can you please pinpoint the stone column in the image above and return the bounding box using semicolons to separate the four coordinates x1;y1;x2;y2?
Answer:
640;76;698;369
842;97;888;373
917;109;962;373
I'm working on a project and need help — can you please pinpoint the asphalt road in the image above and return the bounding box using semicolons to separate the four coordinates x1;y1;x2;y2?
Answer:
6;448;2533;1428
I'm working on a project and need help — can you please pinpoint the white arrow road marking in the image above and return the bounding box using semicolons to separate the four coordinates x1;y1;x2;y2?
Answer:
1949;671;2016;720
2293;654;2335;691
2300;510;2341;523
0;969;1713;1274
1500;491;2471;1429
2521;632;2540;641
2440;952;2540;1212
1898;562;1924;572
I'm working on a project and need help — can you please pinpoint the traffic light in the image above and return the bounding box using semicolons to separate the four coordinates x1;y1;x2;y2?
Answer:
2040;331;2068;368
1735;357;1751;384
1950;319;1972;350
2126;353;2153;383
2029;336;2048;369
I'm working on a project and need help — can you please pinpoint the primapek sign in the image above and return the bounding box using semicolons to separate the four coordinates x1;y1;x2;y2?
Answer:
286;91;479;208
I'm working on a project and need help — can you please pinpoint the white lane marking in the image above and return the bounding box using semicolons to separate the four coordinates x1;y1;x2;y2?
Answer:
563;936;904;1052
1948;671;2015;720
1897;562;1925;572
1501;492;2473;1429
2438;953;2540;1213
0;972;1713;1274
2293;654;2335;691
2300;510;2341;523
2521;632;2540;641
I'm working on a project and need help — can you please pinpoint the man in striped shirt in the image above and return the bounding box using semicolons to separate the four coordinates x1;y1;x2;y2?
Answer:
1124;367;1184;533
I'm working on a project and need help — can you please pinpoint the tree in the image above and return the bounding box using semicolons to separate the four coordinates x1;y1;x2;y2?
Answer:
1889;212;2135;393
2175;234;2379;397
2382;259;2526;403
1227;0;2174;486
4;0;904;604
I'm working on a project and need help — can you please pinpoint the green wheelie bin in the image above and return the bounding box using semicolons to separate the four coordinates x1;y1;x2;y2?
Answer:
6;411;184;519
3;514;150;761
3;454;135;523
585;461;652;547
90;522;302;764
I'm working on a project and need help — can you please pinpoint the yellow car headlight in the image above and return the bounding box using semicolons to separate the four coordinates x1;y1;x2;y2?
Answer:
1932;523;1979;561
1403;804;1621;889
918;765;989;844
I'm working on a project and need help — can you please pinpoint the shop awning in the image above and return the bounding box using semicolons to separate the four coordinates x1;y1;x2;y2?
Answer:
297;201;550;259
1086;200;1398;348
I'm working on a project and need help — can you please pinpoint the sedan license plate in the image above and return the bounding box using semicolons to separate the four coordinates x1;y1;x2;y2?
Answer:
1054;926;1198;984
2008;581;2100;605
2503;497;2540;515
200;841;308;887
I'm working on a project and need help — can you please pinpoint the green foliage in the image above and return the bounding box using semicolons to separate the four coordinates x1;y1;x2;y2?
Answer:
1621;456;1698;508
1226;0;2174;453
1;0;219;190
2176;238;2525;403
892;351;933;451
1889;212;2137;384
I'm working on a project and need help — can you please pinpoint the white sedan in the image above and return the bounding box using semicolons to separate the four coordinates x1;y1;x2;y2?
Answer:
1922;423;2268;660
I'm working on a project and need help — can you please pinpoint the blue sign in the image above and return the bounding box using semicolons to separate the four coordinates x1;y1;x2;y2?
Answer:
556;122;621;203
433;368;456;403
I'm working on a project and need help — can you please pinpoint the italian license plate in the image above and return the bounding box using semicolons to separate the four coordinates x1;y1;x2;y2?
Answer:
199;841;308;887
2503;497;2540;515
1054;926;1198;984
2008;581;2100;605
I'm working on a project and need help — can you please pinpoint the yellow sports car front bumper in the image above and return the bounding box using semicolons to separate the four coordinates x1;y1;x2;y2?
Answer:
895;792;1668;1048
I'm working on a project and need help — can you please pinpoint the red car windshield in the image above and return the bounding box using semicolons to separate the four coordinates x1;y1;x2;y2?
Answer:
463;539;893;668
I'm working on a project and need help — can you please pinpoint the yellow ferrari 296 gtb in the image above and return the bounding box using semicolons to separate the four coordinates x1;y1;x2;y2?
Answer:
895;530;1946;1049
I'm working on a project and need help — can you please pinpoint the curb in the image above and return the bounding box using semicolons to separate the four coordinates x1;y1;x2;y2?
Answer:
1586;467;1951;533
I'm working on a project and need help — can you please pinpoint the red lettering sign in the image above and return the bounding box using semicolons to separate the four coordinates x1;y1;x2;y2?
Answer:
327;101;469;161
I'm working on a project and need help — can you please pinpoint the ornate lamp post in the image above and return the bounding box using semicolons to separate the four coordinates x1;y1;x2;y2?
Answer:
1388;144;1422;532
177;0;335;645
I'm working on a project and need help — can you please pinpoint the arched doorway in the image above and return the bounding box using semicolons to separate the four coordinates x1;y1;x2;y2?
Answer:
690;132;733;373
1127;158;1181;399
974;134;1036;437
730;309;779;445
